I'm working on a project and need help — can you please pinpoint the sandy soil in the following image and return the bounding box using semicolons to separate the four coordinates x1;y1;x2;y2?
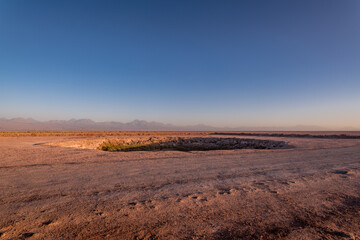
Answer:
0;133;360;239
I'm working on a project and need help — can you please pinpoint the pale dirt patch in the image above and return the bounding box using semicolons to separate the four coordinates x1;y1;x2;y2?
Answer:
44;138;107;150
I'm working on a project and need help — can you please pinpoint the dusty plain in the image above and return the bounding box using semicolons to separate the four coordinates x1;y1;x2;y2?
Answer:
0;131;360;239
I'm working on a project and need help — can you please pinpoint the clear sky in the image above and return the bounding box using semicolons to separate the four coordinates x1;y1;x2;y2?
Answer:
1;0;359;129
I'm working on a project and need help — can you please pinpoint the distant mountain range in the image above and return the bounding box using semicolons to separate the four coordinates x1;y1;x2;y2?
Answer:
0;117;353;131
0;118;219;131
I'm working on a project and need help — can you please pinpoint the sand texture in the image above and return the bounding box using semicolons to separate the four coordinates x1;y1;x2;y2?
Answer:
0;133;360;239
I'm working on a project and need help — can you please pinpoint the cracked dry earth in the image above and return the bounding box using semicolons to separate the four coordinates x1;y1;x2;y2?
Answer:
0;134;360;239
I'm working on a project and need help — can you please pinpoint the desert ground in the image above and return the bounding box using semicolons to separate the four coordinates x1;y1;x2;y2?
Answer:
0;132;360;239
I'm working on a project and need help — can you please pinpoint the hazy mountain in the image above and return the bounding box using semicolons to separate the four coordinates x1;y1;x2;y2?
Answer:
0;118;218;131
0;117;350;131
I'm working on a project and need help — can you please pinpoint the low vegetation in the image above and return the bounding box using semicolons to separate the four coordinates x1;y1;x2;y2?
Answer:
99;137;289;152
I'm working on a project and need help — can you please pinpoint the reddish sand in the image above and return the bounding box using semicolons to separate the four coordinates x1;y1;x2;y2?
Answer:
0;133;359;239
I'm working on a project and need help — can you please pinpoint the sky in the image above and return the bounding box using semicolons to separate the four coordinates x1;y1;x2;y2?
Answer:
1;0;360;129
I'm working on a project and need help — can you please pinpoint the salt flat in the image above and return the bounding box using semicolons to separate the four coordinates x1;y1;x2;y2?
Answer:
0;133;360;239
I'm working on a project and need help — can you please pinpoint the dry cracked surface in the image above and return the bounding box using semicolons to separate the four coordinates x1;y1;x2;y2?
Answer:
0;133;360;239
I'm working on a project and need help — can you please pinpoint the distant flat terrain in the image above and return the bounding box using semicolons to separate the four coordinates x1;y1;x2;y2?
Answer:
0;132;360;239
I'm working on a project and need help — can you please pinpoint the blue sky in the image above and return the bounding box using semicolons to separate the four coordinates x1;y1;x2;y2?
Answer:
1;0;359;129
